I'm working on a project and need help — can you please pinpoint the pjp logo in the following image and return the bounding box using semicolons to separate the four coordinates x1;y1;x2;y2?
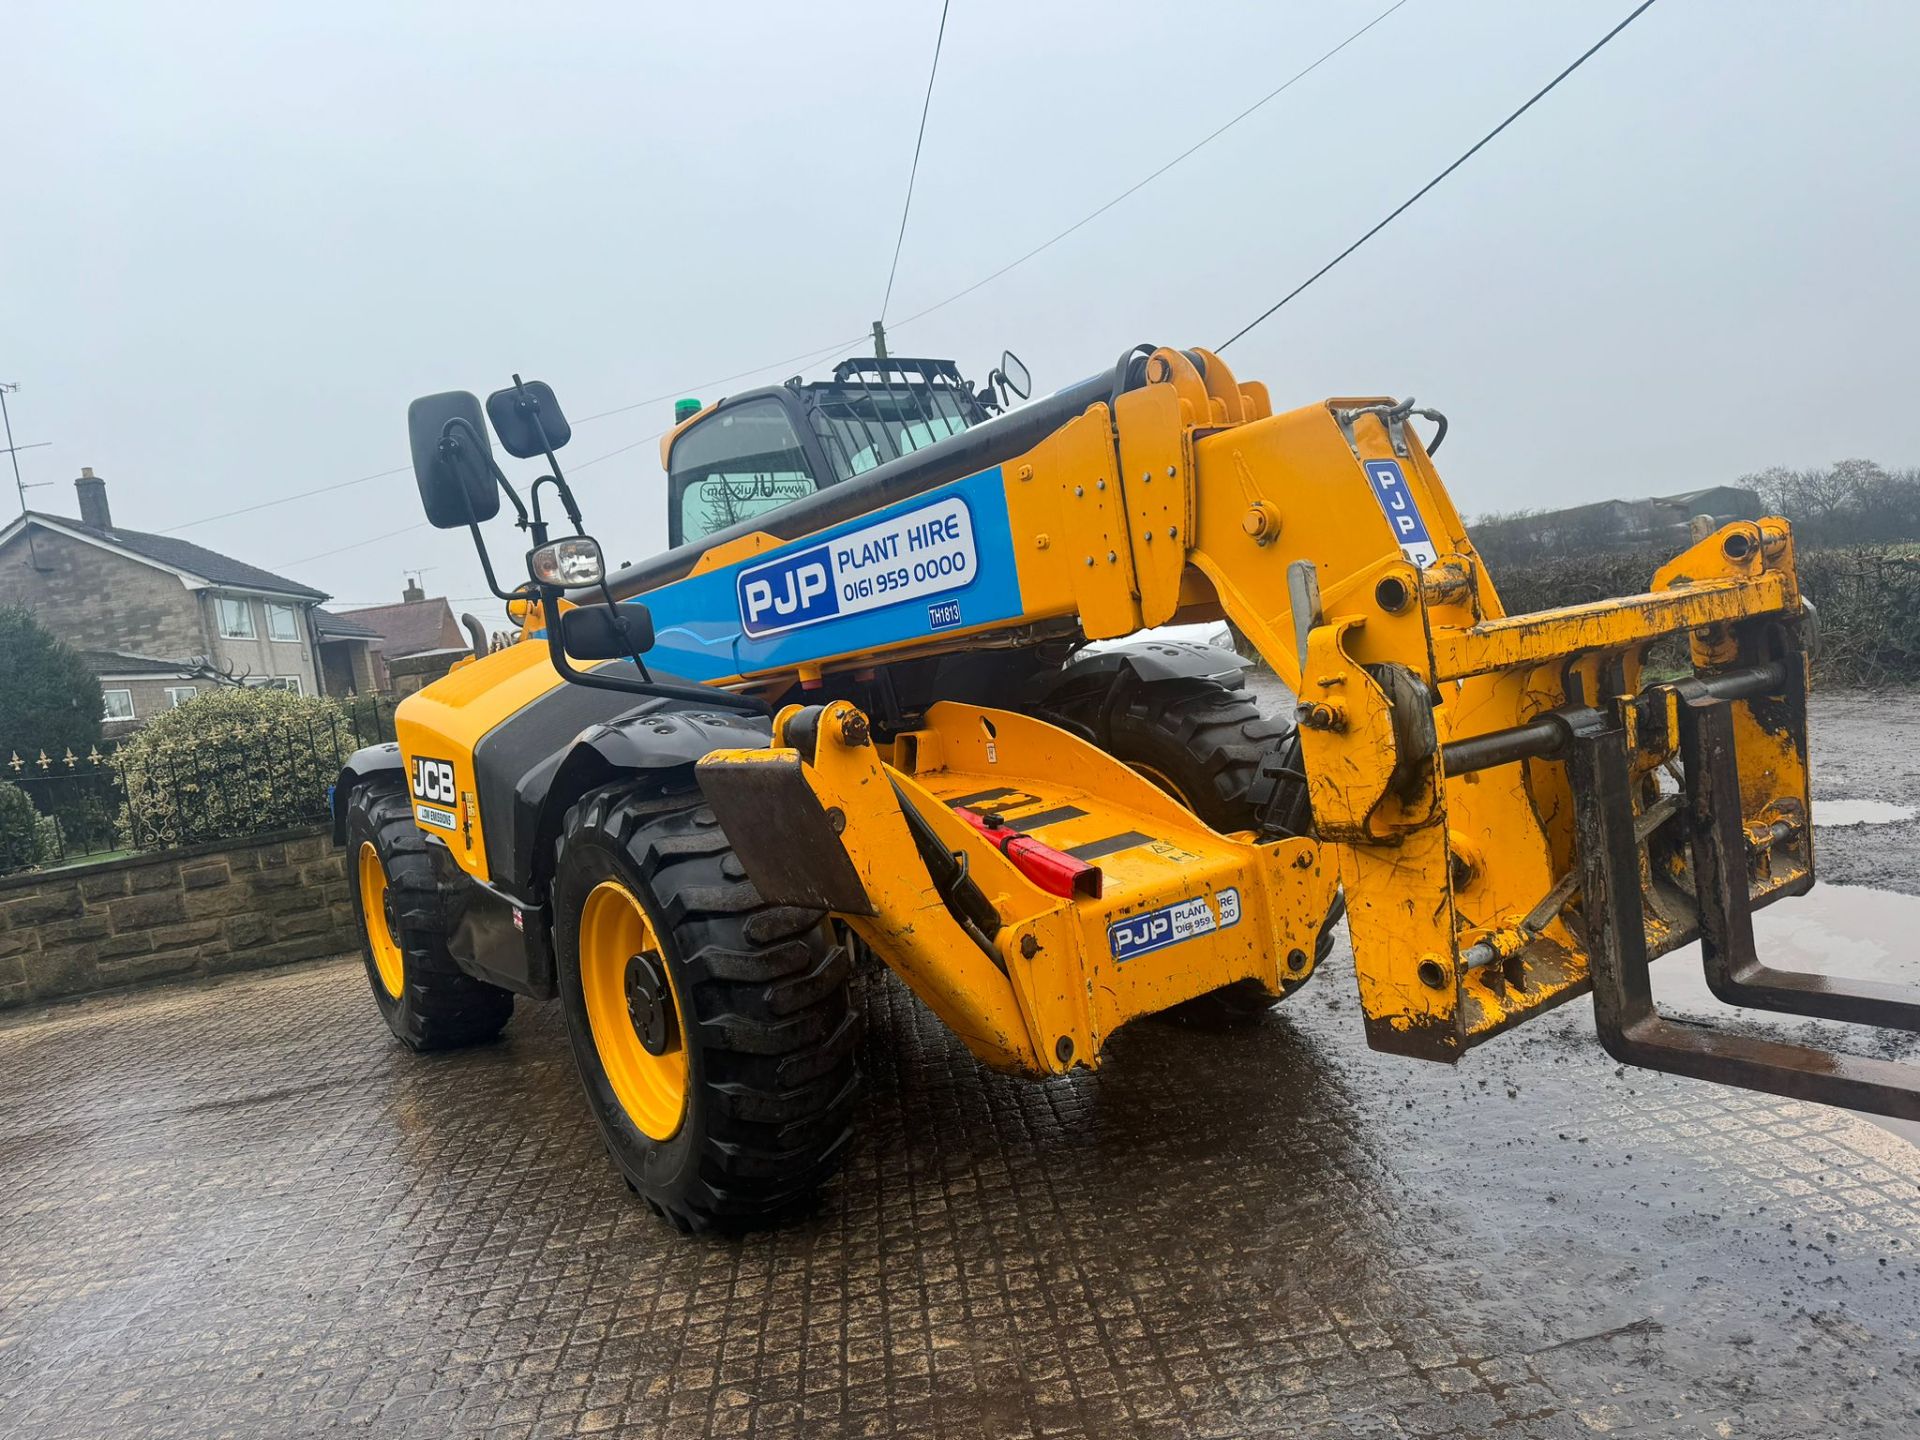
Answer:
737;544;839;638
1362;458;1440;567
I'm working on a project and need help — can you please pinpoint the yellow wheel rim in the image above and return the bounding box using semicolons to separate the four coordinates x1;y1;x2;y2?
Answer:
579;879;688;1141
357;841;405;999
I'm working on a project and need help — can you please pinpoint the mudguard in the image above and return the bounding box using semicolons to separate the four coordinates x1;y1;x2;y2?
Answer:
330;743;404;844
1026;636;1250;711
518;708;773;889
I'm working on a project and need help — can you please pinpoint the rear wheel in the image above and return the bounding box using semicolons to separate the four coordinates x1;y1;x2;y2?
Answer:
1100;674;1290;834
1049;675;1340;1022
345;781;514;1050
552;779;859;1233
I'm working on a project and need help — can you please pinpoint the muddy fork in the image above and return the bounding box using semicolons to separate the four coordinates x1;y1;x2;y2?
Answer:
1571;687;1920;1121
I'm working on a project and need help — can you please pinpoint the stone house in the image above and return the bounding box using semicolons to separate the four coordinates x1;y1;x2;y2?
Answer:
0;469;379;729
334;582;471;697
314;608;384;697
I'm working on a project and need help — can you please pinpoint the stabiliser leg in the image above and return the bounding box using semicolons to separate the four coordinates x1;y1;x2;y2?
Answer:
1570;707;1920;1121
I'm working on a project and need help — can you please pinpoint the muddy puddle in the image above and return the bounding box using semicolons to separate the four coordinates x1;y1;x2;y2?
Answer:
1649;882;1920;1146
1815;798;1919;827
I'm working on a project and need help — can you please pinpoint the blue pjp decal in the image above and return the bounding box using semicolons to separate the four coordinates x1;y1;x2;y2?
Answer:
1109;888;1240;963
737;494;977;639
639;467;1024;684
1363;459;1440;567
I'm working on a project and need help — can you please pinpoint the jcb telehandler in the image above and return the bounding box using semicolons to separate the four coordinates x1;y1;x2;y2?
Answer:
335;344;1918;1233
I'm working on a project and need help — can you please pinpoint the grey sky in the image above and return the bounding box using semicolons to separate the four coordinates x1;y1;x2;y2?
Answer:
4;1;1915;628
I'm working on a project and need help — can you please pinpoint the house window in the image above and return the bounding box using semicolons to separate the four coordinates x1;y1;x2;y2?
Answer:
102;689;135;721
266;603;300;642
218;597;255;638
165;686;197;708
245;676;303;695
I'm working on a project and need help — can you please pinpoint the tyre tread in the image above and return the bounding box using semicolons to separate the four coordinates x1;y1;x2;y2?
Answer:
347;782;513;1052
556;783;859;1233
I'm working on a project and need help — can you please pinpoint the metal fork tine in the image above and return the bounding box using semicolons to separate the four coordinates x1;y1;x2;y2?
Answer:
1572;714;1920;1122
1681;691;1920;1032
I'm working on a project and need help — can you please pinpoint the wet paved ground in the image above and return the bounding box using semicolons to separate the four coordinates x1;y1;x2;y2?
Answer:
3;692;1919;1439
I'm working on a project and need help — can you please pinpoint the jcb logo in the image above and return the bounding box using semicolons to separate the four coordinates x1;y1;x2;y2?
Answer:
411;757;456;804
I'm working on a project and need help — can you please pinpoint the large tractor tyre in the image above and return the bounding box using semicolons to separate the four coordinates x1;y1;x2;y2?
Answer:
1055;676;1342;1024
345;781;515;1051
1098;675;1290;834
551;779;860;1233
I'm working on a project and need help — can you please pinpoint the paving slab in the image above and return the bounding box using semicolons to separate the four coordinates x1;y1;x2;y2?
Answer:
0;938;1916;1439
3;685;1918;1438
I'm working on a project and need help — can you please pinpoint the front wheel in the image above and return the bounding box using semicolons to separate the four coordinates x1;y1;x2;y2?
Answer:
344;781;514;1050
552;779;859;1233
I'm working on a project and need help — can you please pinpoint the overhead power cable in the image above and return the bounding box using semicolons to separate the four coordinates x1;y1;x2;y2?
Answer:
272;429;672;570
164;335;864;537
888;0;1412;332
1218;0;1660;351
566;330;870;428
280;521;429;568
161;464;414;534
169;2;1402;542
879;0;952;323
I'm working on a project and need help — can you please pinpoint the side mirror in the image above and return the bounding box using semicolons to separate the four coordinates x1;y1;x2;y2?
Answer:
407;391;501;528
486;380;572;460
998;350;1031;401
561;603;654;660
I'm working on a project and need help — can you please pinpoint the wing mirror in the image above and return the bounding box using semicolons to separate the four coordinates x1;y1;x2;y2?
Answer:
999;350;1031;399
486;379;572;460
406;391;502;528
986;350;1032;412
561;603;654;660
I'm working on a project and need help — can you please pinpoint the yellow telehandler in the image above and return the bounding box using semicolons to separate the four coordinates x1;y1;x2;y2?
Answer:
333;344;1910;1232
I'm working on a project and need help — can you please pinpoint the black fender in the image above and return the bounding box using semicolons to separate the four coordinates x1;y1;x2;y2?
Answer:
517;708;773;891
331;743;404;845
1024;637;1250;715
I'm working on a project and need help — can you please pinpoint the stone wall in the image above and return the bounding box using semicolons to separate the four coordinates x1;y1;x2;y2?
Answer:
0;825;357;1009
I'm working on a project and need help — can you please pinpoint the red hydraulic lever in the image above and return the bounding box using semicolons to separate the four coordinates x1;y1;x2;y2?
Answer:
953;807;1103;900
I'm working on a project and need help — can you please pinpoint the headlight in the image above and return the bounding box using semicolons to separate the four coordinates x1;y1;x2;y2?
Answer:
529;536;605;588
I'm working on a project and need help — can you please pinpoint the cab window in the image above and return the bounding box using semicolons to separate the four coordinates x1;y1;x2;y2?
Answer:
670;398;818;545
812;385;973;482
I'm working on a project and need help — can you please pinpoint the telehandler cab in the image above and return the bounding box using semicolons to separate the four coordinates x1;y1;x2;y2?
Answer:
335;343;1916;1233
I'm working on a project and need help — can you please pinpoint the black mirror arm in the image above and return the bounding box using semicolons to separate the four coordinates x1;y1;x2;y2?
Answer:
488;454;532;529
512;374;587;535
440;415;531;528
531;475;585;536
439;432;530;606
537;585;770;716
466;524;531;604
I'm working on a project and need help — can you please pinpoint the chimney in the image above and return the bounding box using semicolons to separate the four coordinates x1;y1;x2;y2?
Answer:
75;467;112;530
402;575;426;603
